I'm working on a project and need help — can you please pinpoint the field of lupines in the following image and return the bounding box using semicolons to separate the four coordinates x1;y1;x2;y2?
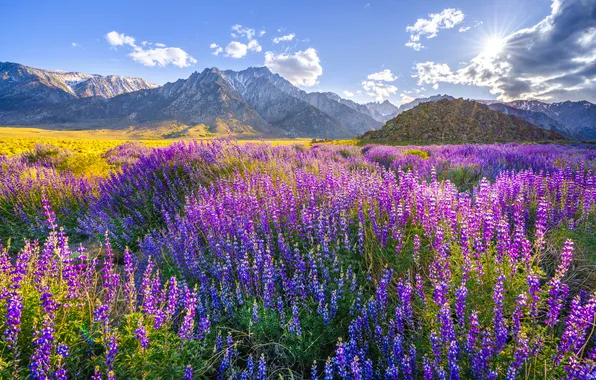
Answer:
0;139;595;379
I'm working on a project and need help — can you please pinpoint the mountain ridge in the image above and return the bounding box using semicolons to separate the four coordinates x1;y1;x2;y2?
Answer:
1;61;595;139
361;98;567;144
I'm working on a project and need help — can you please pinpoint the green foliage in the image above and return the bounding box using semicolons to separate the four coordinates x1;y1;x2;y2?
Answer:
403;149;429;160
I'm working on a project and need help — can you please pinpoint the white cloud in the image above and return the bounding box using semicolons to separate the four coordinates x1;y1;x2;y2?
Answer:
264;48;323;87
129;47;197;68
231;24;256;40
273;33;296;44
106;31;136;47
405;8;465;50
405;41;423;51
248;39;262;52
215;25;263;58
400;94;415;104
343;90;355;97
154;43;166;47
432;83;439;90
105;31;196;67
259;30;266;37
210;43;224;56
71;42;81;48
225;41;248;58
362;80;398;101
367;69;396;82
412;0;596;102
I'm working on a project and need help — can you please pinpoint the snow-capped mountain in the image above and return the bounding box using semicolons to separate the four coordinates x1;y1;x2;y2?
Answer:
0;62;157;110
500;100;596;140
223;67;381;135
365;100;400;122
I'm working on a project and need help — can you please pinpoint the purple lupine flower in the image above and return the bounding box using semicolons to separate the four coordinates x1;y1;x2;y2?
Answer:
311;361;318;379
135;320;150;349
29;315;55;379
257;354;267;380
252;300;259;324
493;275;507;352
184;365;193;380
179;286;198;340
324;357;334;380
288;303;302;337
351;356;362;380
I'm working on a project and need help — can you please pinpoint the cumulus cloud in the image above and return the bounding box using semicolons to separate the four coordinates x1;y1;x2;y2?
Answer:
367;69;397;82
405;8;465;50
362;80;398;101
273;33;296;44
210;43;224;56
248;39;262;52
412;0;596;102
343;90;355;97
224;39;261;58
71;42;81;48
129;48;197;67
105;31;196;67
432;83;440;90
106;31;136;47
264;48;323;87
225;41;249;58
214;25;263;59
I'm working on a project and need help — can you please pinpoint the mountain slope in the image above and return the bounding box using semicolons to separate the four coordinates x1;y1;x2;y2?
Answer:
504;100;596;140
223;67;381;135
361;98;566;144
488;103;578;139
365;100;400;122
223;68;351;138
0;68;277;135
0;61;157;110
395;94;455;116
320;93;387;123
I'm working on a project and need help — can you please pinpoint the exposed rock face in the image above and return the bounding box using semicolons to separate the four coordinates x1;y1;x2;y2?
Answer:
361;98;567;144
0;64;382;138
488;103;578;139
0;61;156;111
502;100;596;140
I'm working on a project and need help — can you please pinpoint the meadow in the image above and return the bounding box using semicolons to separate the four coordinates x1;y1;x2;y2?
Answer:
0;136;595;379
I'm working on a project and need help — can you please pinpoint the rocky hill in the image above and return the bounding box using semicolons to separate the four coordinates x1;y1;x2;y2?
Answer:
361;98;567;144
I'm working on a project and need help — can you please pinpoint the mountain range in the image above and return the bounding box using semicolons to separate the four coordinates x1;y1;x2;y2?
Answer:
0;61;595;140
361;98;566;144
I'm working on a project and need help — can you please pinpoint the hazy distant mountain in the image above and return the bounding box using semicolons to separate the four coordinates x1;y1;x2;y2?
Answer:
365;100;400;122
487;103;578;139
361;98;566;144
503;100;596;140
318;92;386;123
0;61;157;110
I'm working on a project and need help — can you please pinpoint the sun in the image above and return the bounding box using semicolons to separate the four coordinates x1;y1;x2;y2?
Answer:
483;36;506;57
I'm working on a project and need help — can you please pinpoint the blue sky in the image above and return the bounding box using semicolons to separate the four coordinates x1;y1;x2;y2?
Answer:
2;0;594;104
